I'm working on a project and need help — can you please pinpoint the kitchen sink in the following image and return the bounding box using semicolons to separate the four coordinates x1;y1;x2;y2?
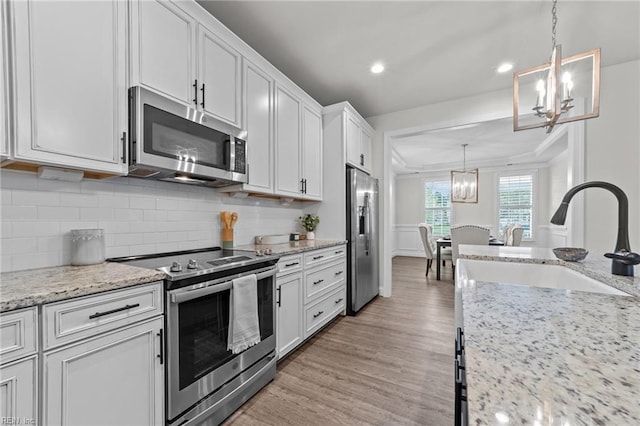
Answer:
456;259;630;296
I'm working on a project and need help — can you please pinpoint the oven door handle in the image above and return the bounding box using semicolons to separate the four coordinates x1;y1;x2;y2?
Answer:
169;268;276;304
171;281;232;303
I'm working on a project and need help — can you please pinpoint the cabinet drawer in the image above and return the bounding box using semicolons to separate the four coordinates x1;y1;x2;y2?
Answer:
303;285;345;338
304;260;346;304
303;245;346;268
0;307;38;364
277;254;303;276
43;282;163;350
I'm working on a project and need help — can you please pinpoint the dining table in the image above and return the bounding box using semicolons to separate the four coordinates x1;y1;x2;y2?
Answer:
436;237;504;280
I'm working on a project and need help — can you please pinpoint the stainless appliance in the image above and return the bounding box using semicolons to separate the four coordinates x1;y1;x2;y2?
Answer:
128;86;247;187
108;247;277;426
346;167;379;314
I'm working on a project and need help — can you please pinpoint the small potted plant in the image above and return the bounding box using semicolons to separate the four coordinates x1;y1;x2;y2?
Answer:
299;214;320;240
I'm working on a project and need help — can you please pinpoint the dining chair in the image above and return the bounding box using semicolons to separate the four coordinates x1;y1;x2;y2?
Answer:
511;226;524;246
503;225;514;245
450;225;490;267
418;223;452;276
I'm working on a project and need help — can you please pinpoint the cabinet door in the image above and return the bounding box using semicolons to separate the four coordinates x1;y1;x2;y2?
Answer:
199;27;242;127
277;273;303;358
0;356;37;424
12;0;128;174
0;1;8;159
243;60;274;193
42;317;164;426
275;85;302;197
345;112;361;167
132;0;196;106
301;104;322;200
360;127;372;172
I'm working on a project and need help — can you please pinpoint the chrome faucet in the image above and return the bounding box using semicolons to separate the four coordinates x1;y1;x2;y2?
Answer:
550;181;640;277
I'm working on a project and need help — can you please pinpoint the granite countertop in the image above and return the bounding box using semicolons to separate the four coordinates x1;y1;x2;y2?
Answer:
457;245;640;425
0;263;165;313
234;239;347;256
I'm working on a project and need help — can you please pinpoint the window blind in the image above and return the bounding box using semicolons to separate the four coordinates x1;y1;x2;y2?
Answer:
424;180;451;236
498;175;533;238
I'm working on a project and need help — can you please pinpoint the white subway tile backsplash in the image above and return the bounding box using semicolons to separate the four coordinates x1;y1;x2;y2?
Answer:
2;205;38;221
13;221;61;238
80;207;114;221
1;238;38;255
130;197;156;210
38;206;80;221
12;190;60;206
0;170;302;272
60;192;98;208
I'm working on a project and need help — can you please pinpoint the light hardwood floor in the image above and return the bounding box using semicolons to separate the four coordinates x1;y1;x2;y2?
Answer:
224;256;455;425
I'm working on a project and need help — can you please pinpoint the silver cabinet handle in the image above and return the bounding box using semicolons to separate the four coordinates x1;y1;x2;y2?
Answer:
335;298;344;304
334;250;344;255
313;311;324;319
313;279;324;285
313;255;324;260
335;270;344;276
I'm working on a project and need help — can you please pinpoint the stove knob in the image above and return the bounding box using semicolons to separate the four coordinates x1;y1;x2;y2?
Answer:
187;259;198;269
170;262;182;272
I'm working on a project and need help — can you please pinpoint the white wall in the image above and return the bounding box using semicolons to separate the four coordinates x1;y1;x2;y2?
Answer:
0;170;304;272
370;60;640;294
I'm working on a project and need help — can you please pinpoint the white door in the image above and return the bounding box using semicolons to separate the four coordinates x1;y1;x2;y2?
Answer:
301;105;323;200
12;0;127;174
277;273;303;358
42;318;164;426
198;26;242;127
132;0;196;106
0;356;37;424
360;127;372;173
275;85;302;197
345;112;361;167
243;60;274;193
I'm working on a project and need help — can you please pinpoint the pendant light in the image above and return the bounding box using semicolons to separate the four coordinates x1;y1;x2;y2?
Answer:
513;0;600;133
451;144;478;203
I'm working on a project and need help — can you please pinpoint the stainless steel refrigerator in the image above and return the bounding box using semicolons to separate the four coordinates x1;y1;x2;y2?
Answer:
346;167;379;315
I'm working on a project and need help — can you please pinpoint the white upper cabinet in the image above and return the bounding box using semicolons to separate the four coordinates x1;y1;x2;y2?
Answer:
360;126;372;172
275;84;323;200
131;0;242;128
199;27;242;127
341;106;372;173
1;1;8;159
132;0;196;106
242;60;274;193
301;104;323;200
275;85;302;197
11;0;128;174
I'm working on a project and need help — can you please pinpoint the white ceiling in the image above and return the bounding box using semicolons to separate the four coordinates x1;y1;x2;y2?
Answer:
196;1;639;171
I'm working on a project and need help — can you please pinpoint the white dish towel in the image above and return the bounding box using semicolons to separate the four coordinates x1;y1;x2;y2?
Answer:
228;274;261;354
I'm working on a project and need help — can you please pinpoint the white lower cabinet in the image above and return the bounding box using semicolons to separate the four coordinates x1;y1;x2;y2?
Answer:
0;355;38;424
276;245;346;358
42;317;164;425
276;271;303;359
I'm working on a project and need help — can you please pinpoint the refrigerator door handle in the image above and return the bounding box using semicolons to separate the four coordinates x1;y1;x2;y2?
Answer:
364;192;371;255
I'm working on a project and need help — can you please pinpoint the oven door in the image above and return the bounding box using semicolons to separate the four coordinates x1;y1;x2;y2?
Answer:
166;266;276;422
130;86;247;183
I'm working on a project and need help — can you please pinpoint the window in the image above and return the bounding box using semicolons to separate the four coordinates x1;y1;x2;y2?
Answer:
424;180;451;237
498;174;534;239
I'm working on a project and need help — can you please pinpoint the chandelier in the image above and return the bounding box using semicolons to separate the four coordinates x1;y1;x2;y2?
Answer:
513;0;600;133
451;144;478;203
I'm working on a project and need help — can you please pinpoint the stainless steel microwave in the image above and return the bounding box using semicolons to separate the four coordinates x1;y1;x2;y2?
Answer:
128;86;247;187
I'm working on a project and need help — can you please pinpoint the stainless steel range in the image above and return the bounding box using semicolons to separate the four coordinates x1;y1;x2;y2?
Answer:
108;247;278;426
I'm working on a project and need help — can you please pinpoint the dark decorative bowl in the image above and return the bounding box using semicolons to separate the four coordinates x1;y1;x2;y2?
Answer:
553;247;588;262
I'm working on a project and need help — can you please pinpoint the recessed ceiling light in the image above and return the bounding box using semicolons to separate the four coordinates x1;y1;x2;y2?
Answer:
497;63;513;73
370;63;384;74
